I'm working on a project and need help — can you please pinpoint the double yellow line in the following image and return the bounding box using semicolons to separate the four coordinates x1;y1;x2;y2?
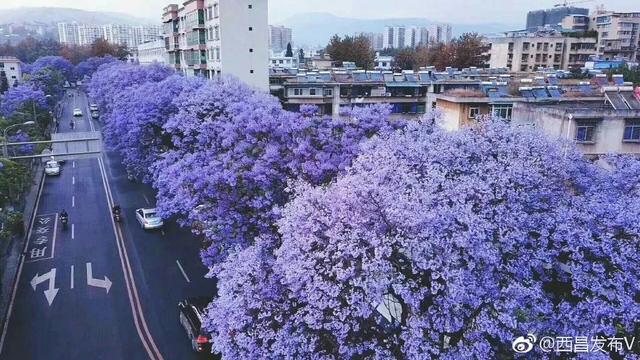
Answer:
97;157;164;360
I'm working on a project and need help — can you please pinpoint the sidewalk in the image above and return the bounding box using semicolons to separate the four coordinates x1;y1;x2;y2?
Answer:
0;162;44;331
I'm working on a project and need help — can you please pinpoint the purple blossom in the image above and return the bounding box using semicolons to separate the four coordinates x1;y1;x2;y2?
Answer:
0;83;48;117
74;56;118;80
206;119;640;358
26;56;74;79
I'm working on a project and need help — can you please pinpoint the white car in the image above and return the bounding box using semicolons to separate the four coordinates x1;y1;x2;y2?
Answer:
89;104;99;111
73;108;83;117
44;160;60;176
135;208;164;230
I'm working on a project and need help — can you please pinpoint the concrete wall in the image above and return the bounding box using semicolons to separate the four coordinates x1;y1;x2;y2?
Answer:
513;103;640;155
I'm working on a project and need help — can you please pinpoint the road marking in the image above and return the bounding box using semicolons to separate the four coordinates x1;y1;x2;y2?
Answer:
30;268;59;306
97;157;163;360
160;230;165;236
72;176;75;185
71;224;75;239
176;260;191;283
86;262;112;293
72;161;75;168
72;195;75;208
70;265;74;289
142;194;151;205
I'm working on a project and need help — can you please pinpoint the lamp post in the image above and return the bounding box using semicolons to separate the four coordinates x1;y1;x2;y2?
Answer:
2;121;35;158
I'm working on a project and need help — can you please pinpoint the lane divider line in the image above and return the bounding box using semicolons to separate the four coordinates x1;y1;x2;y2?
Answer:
98;157;163;360
72;196;75;208
176;260;191;283
71;224;75;240
70;265;74;289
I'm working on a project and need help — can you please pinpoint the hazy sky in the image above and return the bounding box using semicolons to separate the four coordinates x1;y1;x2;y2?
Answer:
0;0;637;24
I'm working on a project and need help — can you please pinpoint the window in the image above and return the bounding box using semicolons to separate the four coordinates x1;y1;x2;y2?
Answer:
249;27;253;31
468;107;480;118
575;120;597;143
324;88;333;96
249;48;253;53
250;70;254;74
310;89;317;96
294;88;302;96
248;4;252;9
623;119;640;142
492;105;512;120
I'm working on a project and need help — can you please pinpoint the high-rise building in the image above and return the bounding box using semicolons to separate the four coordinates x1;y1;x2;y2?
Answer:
360;32;384;51
408;26;429;47
269;25;292;53
163;0;268;91
526;6;589;32
589;10;640;62
428;24;452;45
57;22;162;48
383;26;408;49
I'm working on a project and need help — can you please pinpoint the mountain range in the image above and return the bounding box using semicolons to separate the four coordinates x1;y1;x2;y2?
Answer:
0;7;156;26
278;12;519;48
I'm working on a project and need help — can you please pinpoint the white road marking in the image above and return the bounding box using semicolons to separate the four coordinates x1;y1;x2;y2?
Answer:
176;260;191;283
72;161;75;168
30;268;59;306
70;265;75;289
71;224;75;239
86;262;112;293
72;176;75;185
142;194;151;205
72;196;75;208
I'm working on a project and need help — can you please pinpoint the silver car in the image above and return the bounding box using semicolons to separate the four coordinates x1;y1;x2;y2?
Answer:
135;208;164;230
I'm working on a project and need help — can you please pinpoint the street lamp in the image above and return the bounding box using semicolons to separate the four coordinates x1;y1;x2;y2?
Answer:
2;121;35;158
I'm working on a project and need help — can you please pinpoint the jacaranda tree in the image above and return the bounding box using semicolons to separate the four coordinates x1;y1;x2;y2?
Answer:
25;56;74;80
205;119;640;359
74;56;118;81
0;83;48;117
104;75;205;182
87;62;174;116
152;77;405;267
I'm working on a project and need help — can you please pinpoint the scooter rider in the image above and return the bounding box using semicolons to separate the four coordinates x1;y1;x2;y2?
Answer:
60;209;69;229
112;205;121;221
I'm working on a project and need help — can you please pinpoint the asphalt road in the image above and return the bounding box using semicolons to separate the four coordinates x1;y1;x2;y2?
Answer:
0;89;217;360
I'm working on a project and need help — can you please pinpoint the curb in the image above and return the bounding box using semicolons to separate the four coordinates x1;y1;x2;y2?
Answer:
0;162;45;335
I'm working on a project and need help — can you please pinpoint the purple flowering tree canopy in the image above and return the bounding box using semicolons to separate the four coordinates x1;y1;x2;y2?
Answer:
74;56;118;81
205;120;640;359
26;56;74;80
0;83;48;117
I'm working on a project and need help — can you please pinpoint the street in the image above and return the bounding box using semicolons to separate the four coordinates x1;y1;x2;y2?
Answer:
0;90;217;360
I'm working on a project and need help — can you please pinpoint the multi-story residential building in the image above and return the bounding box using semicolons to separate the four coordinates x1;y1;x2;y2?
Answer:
526;6;589;32
270;54;298;69
0;56;21;87
408;26;429;48
269;25;292;52
589;10;640;62
383;26;407;49
360;32;384;51
485;30;597;72
137;39;168;65
163;0;269;91
57;22;162;48
428;24;452;45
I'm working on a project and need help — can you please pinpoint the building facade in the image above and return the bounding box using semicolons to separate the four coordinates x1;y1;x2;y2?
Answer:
526;6;589;32
269;25;292;52
589;10;640;62
57;22;162;48
163;0;269;91
137;39;168;65
485;32;597;71
428;24;452;45
0;56;21;87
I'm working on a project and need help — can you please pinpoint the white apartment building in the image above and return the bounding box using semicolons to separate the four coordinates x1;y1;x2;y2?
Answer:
269;25;292;52
0;56;21;86
589;10;640;62
163;0;269;91
428;24;452;44
137;40;168;65
57;22;162;48
383;26;406;49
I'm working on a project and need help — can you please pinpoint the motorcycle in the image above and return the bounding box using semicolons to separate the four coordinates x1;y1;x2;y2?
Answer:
112;206;122;222
70;121;75;130
60;215;68;230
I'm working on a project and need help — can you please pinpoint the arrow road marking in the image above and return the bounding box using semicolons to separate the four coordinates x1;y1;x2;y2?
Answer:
30;268;59;306
86;262;112;293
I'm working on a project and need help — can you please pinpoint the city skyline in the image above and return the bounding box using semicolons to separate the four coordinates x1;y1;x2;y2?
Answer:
0;0;637;25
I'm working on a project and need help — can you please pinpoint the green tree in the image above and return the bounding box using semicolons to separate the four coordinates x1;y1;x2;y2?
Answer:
0;159;30;209
285;42;293;57
0;70;8;94
394;48;418;70
326;34;374;69
450;33;488;69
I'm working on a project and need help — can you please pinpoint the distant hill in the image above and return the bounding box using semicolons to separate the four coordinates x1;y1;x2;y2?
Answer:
278;12;517;48
0;7;158;25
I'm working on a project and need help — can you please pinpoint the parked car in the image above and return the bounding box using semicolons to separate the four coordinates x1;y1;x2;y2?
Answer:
73;108;82;117
44;160;60;176
178;298;213;353
91;111;99;119
89;104;98;111
135;208;163;230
